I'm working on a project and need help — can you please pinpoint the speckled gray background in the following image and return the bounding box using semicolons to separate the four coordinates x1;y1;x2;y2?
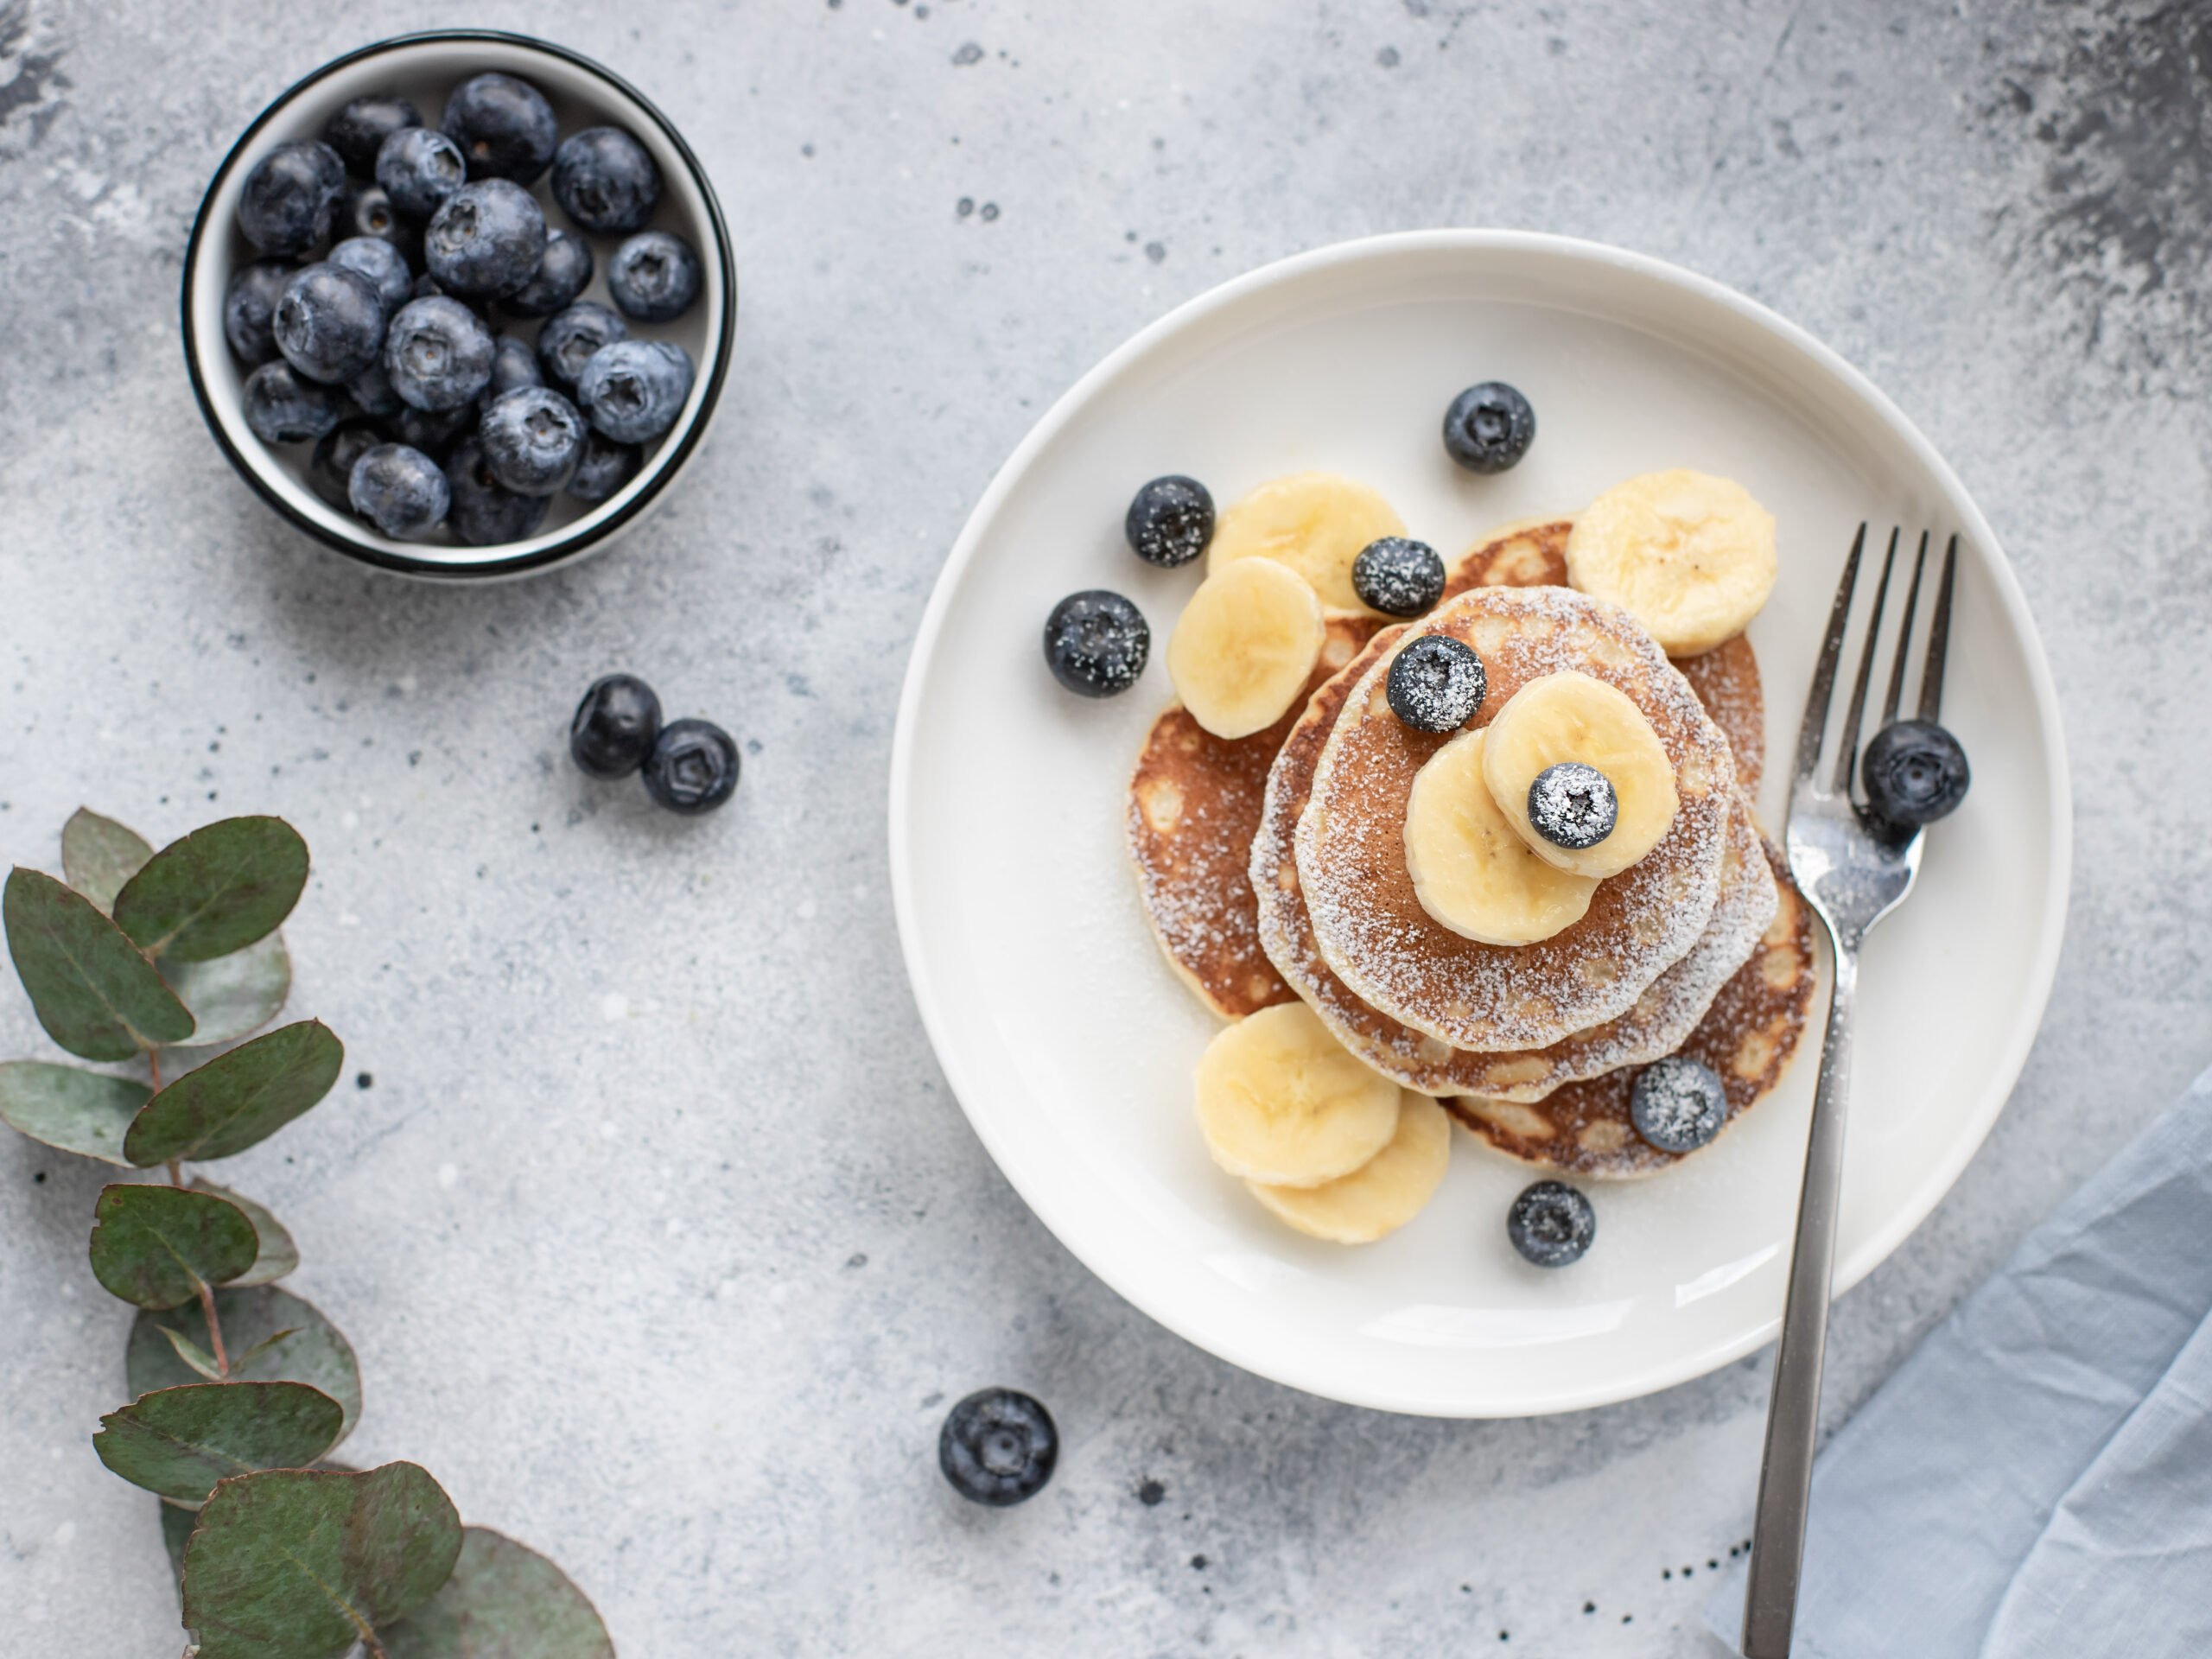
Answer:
3;0;2207;1653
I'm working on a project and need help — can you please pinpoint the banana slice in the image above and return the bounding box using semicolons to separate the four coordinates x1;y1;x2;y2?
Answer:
1166;557;1325;739
1403;728;1599;945
1247;1092;1451;1243
1208;473;1407;614
1194;1001;1401;1185
1565;470;1777;656
1481;671;1681;879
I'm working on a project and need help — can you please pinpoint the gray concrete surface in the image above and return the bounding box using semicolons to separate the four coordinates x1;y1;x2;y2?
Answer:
3;0;2208;1653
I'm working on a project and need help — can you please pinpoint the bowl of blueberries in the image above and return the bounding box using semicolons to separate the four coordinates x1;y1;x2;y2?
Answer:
182;29;735;578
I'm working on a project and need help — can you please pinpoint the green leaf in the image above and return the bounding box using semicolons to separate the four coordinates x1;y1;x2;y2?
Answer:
166;932;292;1049
188;1180;297;1287
61;809;155;913
383;1527;615;1658
162;1498;199;1598
0;1060;149;1164
131;1287;361;1443
181;1463;462;1659
89;1184;258;1310
113;817;309;963
3;868;194;1059
123;1021;343;1167
157;1324;226;1382
95;1382;345;1504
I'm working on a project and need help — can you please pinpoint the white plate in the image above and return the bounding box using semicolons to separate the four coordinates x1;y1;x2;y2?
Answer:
889;232;2069;1417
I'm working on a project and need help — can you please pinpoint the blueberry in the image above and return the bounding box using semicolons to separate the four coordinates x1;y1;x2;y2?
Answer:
327;236;412;315
374;126;467;223
1507;1180;1596;1268
346;357;403;421
236;140;346;255
1123;475;1213;568
501;227;594;319
550;126;662;233
442;73;557;184
1351;537;1446;616
938;1389;1058;1507
272;264;386;384
1629;1056;1729;1154
391;400;476;461
444;435;551;545
383;296;495;412
536;302;627;393
410;270;445;302
1385;635;1486;732
1860;719;1970;827
222;259;297;365
606;230;702;323
335;181;421;265
578;340;695;443
1044;590;1149;697
307;419;384;511
568;429;643;505
480;387;587;496
347;442;450;539
323;92;422;175
244;362;346;443
569;674;663;779
642;719;741;814
1527;762;1618;850
424;179;547;299
1443;381;1536;474
486;334;544;399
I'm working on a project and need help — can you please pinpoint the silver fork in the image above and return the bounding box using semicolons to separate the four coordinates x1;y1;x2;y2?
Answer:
1741;525;1959;1657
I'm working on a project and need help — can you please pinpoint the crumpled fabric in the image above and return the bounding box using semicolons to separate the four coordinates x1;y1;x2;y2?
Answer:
1706;1066;2212;1658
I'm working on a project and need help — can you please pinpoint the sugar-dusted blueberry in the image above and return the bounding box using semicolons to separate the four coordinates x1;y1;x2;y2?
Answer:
642;718;741;814
569;430;643;505
1385;634;1486;732
1123;475;1213;568
536;301;627;394
502;227;593;319
391;400;475;461
606;230;702;323
383;296;495;412
486;334;544;400
442;72;557;183
327;236;412;315
938;1388;1058;1507
480;387;587;497
347;442;449;539
1351;536;1446;616
1507;1180;1595;1268
335;181;420;265
424;179;547;299
346;357;403;421
569;674;662;779
244;362;347;443
236;140;346;255
223;259;296;366
1442;381;1536;474
1527;761;1618;851
444;435;552;546
322;92;421;175
1629;1056;1729;1154
550;126;662;234
307;419;384;512
272;263;387;385
376;126;467;222
1044;590;1149;698
578;340;694;443
1861;719;1970;827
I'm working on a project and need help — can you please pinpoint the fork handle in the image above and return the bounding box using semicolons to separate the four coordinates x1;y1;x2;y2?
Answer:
1741;938;1859;1657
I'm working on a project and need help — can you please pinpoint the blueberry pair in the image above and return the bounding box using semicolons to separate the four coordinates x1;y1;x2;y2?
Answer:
569;674;739;814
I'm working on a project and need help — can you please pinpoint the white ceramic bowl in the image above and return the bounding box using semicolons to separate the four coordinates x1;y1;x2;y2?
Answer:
182;29;735;579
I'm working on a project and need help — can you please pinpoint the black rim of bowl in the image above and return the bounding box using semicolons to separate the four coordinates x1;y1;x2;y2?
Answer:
181;28;737;581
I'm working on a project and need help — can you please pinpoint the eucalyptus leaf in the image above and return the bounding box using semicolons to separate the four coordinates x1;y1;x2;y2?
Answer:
181;1463;462;1659
189;1180;297;1287
162;1498;198;1597
157;1325;226;1382
95;1382;345;1504
124;1021;343;1167
166;933;292;1050
113;817;308;963
3;868;194;1059
61;808;154;913
88;1184;258;1310
382;1528;615;1659
130;1287;362;1442
0;1060;149;1164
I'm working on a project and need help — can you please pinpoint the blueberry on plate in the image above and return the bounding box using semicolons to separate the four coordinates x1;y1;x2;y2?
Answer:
938;1388;1058;1508
569;674;663;779
1507;1180;1595;1268
307;419;385;512
347;442;450;540
444;435;553;546
236;140;346;255
606;230;702;324
577;340;695;443
642;718;741;814
335;181;421;265
1385;634;1486;732
442;72;558;183
383;295;496;412
1351;536;1446;617
1442;381;1536;474
327;236;412;315
480;387;587;497
391;400;476;461
1044;590;1149;697
272;264;387;385
1124;474;1213;568
536;302;628;393
569;429;643;505
1860;719;1970;827
502;227;594;320
222;259;297;366
550;126;662;234
323;92;421;175
242;362;347;444
346;357;403;421
376;126;467;222
1527;761;1618;850
424;179;548;300
1629;1056;1729;1154
486;334;544;400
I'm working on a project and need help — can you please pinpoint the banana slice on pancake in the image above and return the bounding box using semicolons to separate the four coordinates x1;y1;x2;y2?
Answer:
1565;470;1777;656
1194;1001;1401;1185
1482;671;1680;879
1402;728;1599;946
1247;1092;1450;1243
1166;557;1326;739
1208;472;1406;614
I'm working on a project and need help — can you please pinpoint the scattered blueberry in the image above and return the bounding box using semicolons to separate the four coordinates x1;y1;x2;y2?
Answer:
502;226;593;318
577;339;694;442
606;230;702;323
424;178;548;298
335;181;421;264
347;442;451;539
480;387;587;496
1442;381;1536;474
1123;475;1213;568
1860;719;1970;827
442;72;558;183
1507;1181;1596;1268
1629;1056;1729;1154
222;259;296;366
1044;590;1150;697
383;296;495;411
550;126;662;233
486;334;545;399
375;126;467;222
1527;762;1618;850
236;140;346;255
323;92;422;175
642;718;741;814
327;236;413;315
569;429;643;505
1385;635;1486;732
307;419;385;512
272;264;387;385
938;1388;1058;1507
1351;537;1446;616
346;357;403;421
444;435;552;545
390;400;476;461
569;674;663;779
536;300;628;393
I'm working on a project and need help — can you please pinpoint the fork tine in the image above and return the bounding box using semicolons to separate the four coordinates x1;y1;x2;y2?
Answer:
1916;534;1958;722
1879;531;1929;728
1793;523;1867;788
1831;529;1899;795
